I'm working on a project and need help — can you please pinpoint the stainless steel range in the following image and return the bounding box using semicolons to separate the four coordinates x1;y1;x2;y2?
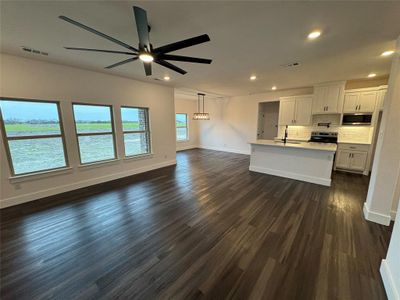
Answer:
308;131;338;144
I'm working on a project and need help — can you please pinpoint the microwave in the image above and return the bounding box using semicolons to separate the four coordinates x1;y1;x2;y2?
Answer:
342;113;372;125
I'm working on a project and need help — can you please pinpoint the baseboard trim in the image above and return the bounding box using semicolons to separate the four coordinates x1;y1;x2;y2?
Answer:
0;159;177;209
363;202;392;226
380;259;399;300
249;165;331;186
391;210;397;221
176;144;199;151
198;145;250;155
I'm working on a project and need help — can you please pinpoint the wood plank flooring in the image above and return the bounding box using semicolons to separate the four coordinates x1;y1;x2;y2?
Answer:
0;149;393;300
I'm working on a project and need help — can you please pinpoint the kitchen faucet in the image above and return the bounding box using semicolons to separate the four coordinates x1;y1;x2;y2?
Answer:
282;125;288;144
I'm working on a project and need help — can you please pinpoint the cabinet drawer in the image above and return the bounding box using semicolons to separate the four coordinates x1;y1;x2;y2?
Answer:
338;143;370;152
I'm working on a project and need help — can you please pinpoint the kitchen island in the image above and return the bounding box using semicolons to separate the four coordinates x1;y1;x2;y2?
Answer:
249;139;337;186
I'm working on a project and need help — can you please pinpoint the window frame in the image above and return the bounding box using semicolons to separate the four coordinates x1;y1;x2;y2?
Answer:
121;106;151;158
176;113;189;142
72;102;118;165
0;97;69;176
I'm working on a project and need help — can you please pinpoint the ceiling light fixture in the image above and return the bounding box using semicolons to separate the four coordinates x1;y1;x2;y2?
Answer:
381;50;394;57
368;73;376;78
308;31;321;39
272;86;277;90
250;75;257;80
193;93;210;120
139;52;154;62
163;76;170;81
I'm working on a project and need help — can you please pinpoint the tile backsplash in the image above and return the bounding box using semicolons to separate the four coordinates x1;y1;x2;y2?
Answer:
277;125;373;144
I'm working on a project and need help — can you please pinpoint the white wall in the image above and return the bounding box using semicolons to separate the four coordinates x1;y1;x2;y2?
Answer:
174;97;199;151
380;195;400;300
364;36;400;226
198;87;313;154
0;54;176;208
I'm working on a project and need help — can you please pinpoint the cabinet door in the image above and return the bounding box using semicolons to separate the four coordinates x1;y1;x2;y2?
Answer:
294;96;312;125
358;91;377;112
377;89;387;111
312;86;325;114
335;150;351;169
349;151;367;171
325;85;341;113
343;93;359;113
279;99;296;125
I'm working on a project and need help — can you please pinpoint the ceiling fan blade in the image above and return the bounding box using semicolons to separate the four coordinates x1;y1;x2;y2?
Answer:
133;6;150;50
157;54;212;64
143;63;152;76
59;16;138;53
105;57;138;69
155;59;187;75
153;34;210;54
65;47;135;55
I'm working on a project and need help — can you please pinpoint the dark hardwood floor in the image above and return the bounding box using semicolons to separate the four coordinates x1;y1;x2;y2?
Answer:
0;149;392;300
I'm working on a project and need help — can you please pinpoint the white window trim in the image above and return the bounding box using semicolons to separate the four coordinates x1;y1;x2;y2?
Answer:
0;97;70;177
176;113;189;142
121;106;152;158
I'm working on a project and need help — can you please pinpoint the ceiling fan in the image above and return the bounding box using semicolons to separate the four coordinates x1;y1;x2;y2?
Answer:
59;6;212;76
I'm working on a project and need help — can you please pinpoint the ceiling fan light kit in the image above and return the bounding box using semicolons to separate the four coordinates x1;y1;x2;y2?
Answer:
60;6;212;76
193;93;210;120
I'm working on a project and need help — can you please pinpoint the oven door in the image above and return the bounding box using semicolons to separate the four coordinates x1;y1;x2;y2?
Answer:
342;113;372;125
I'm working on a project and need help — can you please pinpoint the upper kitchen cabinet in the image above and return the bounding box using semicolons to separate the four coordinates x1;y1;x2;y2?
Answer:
343;90;377;113
279;95;312;126
376;85;388;111
312;81;345;114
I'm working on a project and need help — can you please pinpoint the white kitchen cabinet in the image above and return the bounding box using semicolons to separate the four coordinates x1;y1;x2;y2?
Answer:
335;150;352;169
343;91;377;113
335;143;369;173
349;152;368;171
376;87;387;111
279;98;296;125
312;82;345;114
279;96;312;125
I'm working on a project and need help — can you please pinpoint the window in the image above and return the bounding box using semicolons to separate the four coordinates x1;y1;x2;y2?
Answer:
0;98;68;175
72;103;116;164
121;107;151;157
176;113;188;141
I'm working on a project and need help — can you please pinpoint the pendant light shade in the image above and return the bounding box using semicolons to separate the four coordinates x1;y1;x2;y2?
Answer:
193;93;210;120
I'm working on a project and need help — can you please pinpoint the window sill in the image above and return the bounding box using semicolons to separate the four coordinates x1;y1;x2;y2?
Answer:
78;158;120;170
177;139;190;143
9;167;73;183
124;153;154;161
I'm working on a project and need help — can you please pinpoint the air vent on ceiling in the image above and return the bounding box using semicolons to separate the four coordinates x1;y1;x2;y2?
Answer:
281;62;300;67
21;46;48;56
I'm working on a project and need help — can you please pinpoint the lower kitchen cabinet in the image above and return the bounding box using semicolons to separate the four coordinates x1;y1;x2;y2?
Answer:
335;143;369;173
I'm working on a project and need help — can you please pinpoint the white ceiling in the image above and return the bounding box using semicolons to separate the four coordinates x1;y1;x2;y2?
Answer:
1;1;399;96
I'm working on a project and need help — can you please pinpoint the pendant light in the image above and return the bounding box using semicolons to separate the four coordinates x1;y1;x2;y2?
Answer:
193;93;210;120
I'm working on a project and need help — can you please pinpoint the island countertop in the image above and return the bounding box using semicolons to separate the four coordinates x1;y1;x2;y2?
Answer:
249;139;337;152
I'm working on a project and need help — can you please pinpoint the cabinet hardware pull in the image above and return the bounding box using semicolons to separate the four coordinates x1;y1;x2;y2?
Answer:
359;105;361;111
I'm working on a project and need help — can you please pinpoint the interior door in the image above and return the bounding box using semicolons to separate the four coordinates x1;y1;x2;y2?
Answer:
294;96;312;125
335;150;351;169
349;151;367;171
279;99;296;125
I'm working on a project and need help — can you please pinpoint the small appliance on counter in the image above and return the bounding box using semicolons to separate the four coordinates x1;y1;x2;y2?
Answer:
308;132;338;144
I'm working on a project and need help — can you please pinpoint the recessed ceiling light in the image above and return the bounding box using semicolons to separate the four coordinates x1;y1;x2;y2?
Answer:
272;86;277;90
139;53;154;62
308;31;321;39
163;76;170;81
368;73;376;78
381;50;394;57
250;75;257;80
